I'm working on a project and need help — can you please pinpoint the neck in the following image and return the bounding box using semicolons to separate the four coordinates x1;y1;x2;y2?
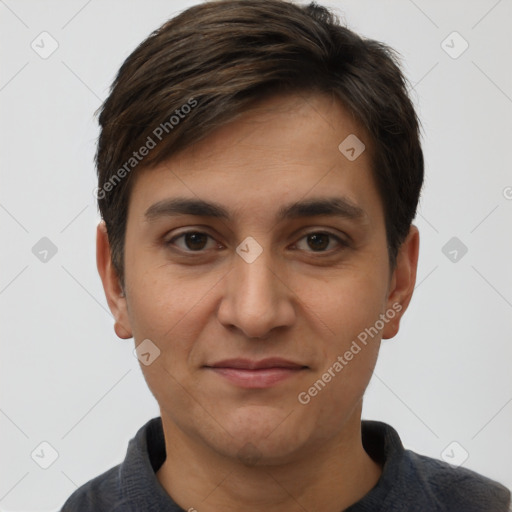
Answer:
156;404;381;512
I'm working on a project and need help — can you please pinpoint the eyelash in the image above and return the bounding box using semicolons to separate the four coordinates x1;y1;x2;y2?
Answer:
165;230;349;255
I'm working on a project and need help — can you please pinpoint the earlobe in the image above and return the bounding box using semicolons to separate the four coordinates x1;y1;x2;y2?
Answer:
96;221;133;340
114;321;132;339
382;313;400;340
382;225;420;340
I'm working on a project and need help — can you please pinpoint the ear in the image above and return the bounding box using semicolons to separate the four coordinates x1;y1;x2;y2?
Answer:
382;225;420;340
96;221;133;339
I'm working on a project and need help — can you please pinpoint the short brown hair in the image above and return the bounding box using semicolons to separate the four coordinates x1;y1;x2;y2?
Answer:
96;0;424;283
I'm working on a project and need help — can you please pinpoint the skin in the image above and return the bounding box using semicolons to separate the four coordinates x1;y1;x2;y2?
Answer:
97;91;419;512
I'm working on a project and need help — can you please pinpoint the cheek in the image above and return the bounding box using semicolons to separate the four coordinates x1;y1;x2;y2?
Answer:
296;275;384;429
292;266;388;402
125;274;210;413
295;266;389;344
126;258;202;334
125;266;221;370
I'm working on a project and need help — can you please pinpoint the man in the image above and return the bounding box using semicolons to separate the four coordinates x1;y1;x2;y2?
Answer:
62;0;511;510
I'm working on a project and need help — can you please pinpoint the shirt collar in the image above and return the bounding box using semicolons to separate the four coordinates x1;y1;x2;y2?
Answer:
117;417;403;511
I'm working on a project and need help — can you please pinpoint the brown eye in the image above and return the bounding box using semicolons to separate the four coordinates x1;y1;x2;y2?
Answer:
295;231;347;253
183;232;208;250
168;231;216;252
306;233;330;251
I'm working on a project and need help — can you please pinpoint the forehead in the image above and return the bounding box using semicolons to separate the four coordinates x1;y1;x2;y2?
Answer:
171;92;372;169
128;92;381;224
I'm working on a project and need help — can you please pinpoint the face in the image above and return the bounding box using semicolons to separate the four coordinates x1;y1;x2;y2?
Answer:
98;92;418;465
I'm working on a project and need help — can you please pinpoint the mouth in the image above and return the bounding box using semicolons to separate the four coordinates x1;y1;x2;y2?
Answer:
205;358;308;389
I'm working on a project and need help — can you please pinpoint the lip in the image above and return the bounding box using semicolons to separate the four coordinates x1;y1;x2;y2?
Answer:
205;358;308;389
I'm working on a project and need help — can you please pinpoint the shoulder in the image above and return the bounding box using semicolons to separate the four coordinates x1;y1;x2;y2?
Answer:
360;421;511;511
60;417;165;511
60;465;123;511
402;449;511;511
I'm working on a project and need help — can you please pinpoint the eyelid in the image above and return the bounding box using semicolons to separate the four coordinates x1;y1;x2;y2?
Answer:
165;228;349;254
166;229;221;251
291;229;349;252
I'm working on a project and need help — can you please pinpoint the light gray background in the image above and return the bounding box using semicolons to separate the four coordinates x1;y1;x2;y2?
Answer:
1;0;511;510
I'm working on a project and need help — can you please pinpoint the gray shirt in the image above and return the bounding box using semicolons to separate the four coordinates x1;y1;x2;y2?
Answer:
61;417;511;511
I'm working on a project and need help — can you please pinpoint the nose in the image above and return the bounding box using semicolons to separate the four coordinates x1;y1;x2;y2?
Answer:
216;247;296;339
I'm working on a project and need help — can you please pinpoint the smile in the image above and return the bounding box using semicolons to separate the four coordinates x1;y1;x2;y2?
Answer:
205;358;308;389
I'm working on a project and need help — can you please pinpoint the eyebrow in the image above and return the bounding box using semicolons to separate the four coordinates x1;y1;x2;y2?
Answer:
144;196;366;223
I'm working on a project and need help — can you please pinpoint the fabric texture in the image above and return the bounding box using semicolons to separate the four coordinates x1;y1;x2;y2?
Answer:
61;417;511;511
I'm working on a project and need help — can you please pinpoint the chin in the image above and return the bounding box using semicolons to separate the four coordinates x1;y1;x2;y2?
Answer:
213;406;313;465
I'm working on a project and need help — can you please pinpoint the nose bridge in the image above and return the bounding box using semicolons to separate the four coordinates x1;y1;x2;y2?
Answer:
218;242;294;338
236;248;277;304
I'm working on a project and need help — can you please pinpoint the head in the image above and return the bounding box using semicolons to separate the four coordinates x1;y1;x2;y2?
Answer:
96;0;422;464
